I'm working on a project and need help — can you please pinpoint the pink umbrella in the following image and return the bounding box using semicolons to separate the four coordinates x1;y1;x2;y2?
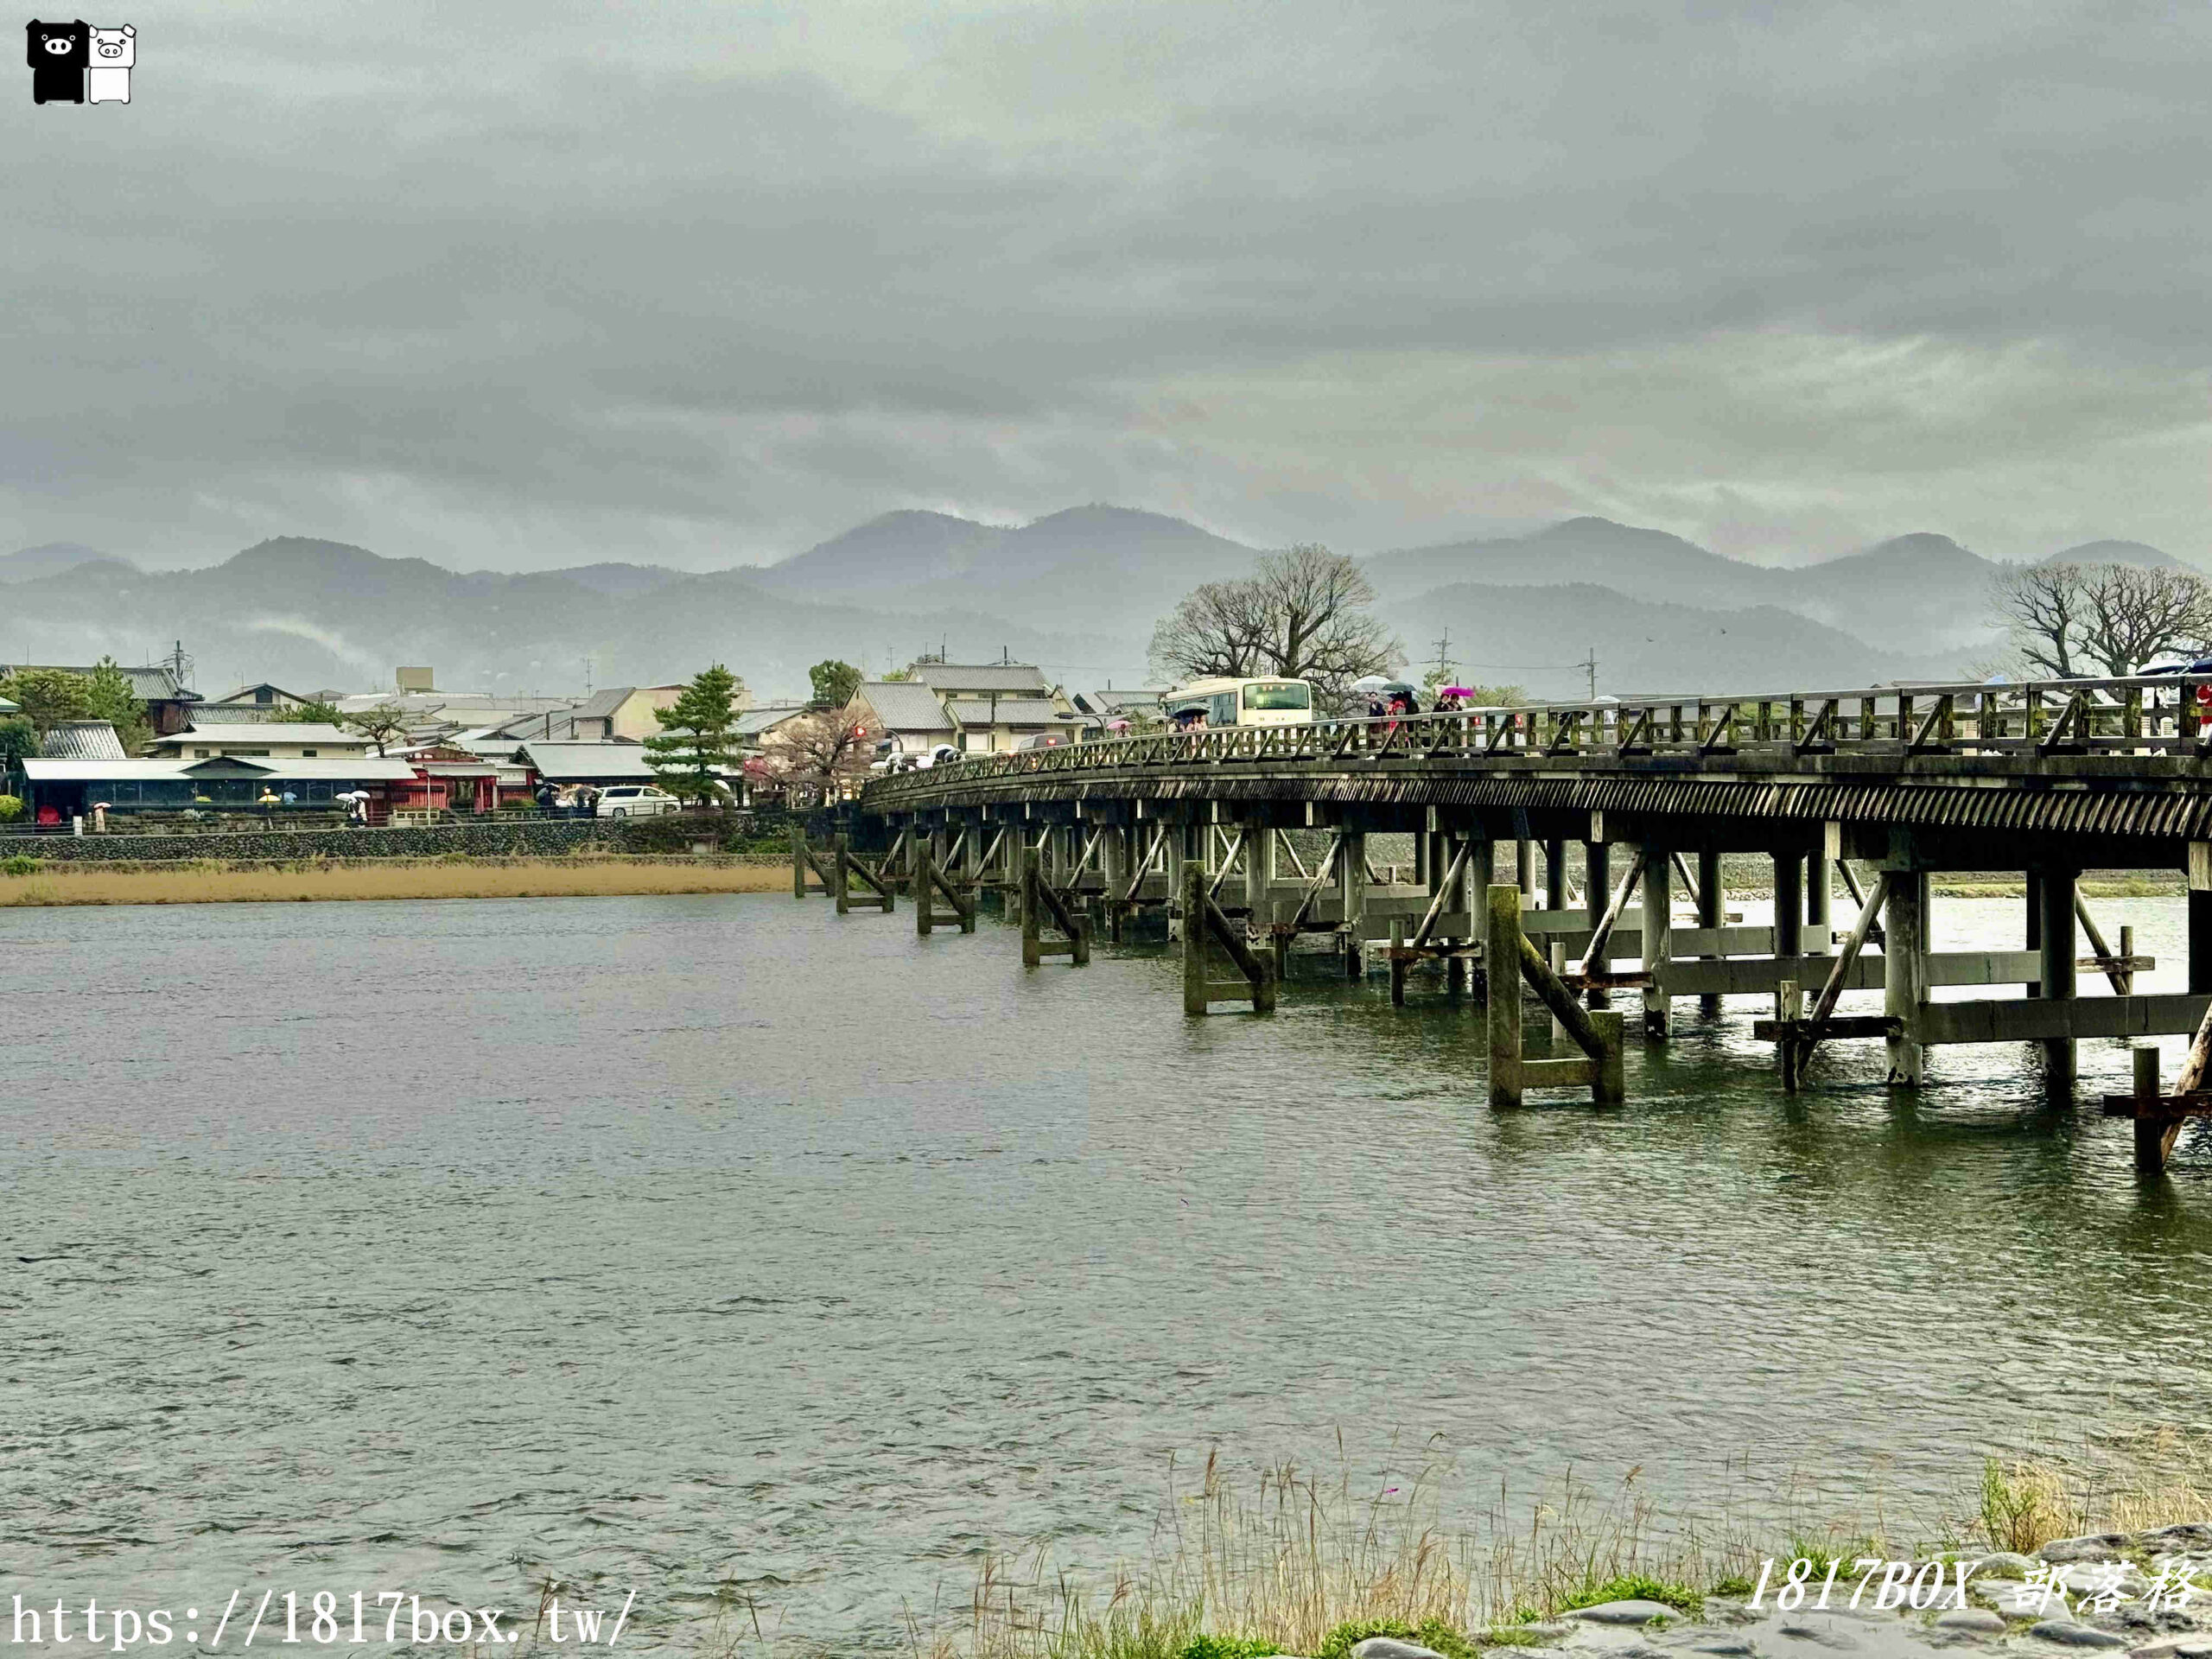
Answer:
1440;685;1477;699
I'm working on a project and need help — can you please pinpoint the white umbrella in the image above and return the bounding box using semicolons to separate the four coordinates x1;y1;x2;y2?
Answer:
1351;674;1393;691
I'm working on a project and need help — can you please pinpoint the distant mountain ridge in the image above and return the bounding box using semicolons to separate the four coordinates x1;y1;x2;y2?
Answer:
0;511;2192;700
0;542;128;582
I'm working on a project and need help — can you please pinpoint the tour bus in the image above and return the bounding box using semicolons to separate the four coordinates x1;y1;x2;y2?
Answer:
1166;677;1317;728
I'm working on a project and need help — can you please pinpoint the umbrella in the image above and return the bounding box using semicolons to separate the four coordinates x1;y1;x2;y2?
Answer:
1351;674;1393;691
1438;685;1476;699
1378;681;1421;701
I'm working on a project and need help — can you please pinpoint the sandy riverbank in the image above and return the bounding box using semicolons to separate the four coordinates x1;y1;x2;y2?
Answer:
0;855;791;906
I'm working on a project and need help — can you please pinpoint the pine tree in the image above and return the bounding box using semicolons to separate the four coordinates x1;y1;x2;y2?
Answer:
84;657;150;753
645;664;744;804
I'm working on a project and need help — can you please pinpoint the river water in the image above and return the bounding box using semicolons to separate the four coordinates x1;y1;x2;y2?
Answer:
3;891;2208;1649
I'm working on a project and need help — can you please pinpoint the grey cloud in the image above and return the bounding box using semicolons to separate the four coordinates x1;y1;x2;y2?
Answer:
3;0;2209;570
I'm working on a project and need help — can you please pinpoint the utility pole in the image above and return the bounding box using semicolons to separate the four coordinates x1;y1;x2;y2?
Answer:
1430;629;1456;689
1580;645;1598;701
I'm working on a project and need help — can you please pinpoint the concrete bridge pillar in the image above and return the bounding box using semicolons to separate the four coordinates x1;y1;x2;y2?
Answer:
2038;863;2078;1091
1516;838;1535;904
963;811;986;886
1161;818;1188;939
1340;828;1368;980
1641;841;1671;1038
1544;837;1568;909
1585;840;1612;1010
2024;868;2043;997
1100;821;1128;940
1698;847;1724;1016
1243;814;1276;925
1774;850;1803;961
2190;843;2212;995
1884;869;1929;1087
1806;845;1832;957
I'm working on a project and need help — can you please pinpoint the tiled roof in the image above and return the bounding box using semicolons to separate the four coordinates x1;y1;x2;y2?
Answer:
517;741;661;782
40;720;127;760
571;686;638;720
168;723;361;747
25;757;416;782
911;663;1053;694
0;664;192;702
734;702;809;736
855;681;955;733
946;697;1067;726
1077;688;1166;715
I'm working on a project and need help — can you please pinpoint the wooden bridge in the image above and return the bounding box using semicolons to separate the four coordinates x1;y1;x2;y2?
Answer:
841;674;2212;1173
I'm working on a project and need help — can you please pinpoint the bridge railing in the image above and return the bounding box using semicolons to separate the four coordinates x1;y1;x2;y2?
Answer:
862;674;2212;802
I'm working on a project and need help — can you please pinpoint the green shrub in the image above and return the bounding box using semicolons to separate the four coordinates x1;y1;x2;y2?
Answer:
0;795;22;823
1176;1637;1281;1659
1318;1617;1478;1659
2;855;38;877
1555;1575;1702;1617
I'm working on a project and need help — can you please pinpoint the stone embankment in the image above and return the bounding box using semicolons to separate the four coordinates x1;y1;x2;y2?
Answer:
1338;1527;2212;1659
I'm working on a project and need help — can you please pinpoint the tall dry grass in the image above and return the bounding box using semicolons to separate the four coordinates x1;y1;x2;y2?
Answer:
880;1430;2212;1659
0;855;789;906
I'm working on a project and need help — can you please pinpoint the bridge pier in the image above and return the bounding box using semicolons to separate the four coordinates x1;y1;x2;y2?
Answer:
1697;846;1724;1017
2039;861;2079;1091
1641;840;1672;1038
1774;850;1802;963
1585;840;1611;1010
2191;842;2212;994
1806;844;1832;958
1883;866;1929;1086
1340;826;1368;979
1545;836;1568;909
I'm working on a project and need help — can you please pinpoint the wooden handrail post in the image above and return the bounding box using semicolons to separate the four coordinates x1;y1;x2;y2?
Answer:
917;842;936;937
833;833;850;914
791;822;807;899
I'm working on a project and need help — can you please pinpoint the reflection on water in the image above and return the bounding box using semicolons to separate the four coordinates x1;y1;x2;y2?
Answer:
2;891;2206;1646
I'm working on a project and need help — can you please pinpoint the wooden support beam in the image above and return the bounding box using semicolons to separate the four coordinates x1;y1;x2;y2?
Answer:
1574;846;1647;983
1181;861;1272;1011
1756;1014;1899;1042
1789;868;1891;1085
1490;884;1623;1106
1916;993;2212;1046
1021;862;1084;962
1413;836;1476;946
1206;827;1246;904
2072;892;2134;995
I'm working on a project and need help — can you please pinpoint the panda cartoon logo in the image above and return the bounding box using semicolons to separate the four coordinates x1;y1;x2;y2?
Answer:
86;22;130;102
27;18;88;105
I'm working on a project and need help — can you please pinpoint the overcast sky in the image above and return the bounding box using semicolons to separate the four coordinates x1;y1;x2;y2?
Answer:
6;0;2209;572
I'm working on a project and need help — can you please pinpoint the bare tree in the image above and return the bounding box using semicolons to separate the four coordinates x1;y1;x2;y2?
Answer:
1993;562;2212;679
2080;564;2212;675
761;709;874;802
1149;543;1401;704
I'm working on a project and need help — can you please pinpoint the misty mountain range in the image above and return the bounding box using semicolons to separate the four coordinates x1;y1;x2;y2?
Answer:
0;509;2194;703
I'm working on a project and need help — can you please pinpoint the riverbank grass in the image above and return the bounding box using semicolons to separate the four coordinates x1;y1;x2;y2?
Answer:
882;1430;2212;1659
